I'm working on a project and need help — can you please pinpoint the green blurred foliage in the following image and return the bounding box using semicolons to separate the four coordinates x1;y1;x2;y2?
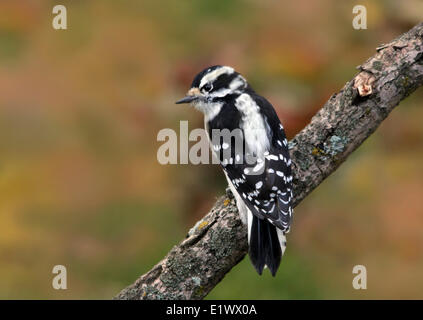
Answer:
0;0;422;299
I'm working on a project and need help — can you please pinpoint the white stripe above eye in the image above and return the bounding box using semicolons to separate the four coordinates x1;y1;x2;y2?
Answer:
200;66;234;88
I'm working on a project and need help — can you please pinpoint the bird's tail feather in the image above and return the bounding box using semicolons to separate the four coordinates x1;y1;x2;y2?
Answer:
248;215;285;276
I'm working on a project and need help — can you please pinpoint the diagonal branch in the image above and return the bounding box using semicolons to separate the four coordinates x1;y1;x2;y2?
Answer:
115;23;423;300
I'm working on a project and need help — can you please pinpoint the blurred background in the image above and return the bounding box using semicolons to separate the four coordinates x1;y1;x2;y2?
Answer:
0;0;422;299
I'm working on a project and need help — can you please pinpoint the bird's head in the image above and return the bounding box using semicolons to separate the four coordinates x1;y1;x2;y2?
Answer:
176;65;248;116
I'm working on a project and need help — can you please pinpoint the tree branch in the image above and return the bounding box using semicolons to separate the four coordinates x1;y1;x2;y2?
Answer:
115;23;423;300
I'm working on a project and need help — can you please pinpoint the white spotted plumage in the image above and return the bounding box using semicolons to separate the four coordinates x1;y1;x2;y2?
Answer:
177;65;293;276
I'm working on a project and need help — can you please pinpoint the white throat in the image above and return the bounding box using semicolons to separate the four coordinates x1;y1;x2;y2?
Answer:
193;100;223;122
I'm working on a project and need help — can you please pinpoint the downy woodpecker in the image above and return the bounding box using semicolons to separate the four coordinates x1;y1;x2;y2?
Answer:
176;65;293;276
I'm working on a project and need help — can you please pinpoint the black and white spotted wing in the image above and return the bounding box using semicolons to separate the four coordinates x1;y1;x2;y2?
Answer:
211;93;293;232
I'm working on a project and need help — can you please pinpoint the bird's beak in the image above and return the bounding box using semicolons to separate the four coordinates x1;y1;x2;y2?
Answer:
175;87;201;104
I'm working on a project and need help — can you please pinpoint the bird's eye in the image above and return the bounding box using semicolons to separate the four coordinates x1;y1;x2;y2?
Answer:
202;83;213;92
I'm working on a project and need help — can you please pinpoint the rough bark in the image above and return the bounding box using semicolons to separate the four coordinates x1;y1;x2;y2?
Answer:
115;23;423;300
